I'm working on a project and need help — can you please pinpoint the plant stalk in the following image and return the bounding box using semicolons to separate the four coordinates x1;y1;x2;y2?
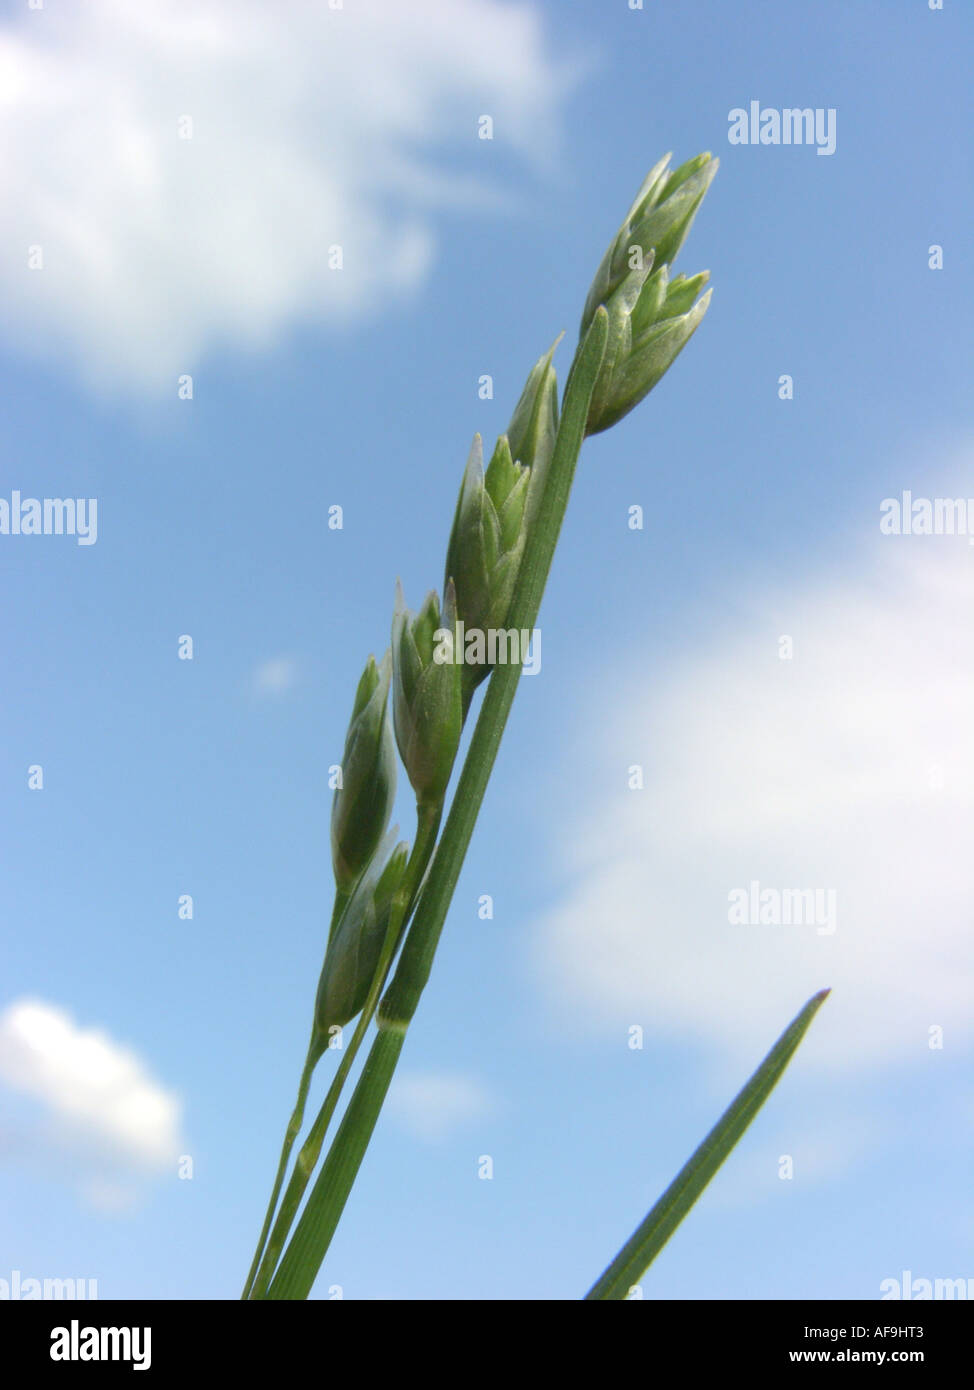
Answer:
247;802;440;1297
266;308;609;1299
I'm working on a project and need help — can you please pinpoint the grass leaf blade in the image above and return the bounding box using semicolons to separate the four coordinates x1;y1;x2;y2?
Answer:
585;988;830;1301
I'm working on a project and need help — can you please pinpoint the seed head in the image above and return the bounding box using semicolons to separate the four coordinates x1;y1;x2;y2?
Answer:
580;153;717;434
580;152;716;338
444;433;530;703
391;582;463;806
330;652;397;897
315;831;409;1035
585;267;712;435
506;336;559;524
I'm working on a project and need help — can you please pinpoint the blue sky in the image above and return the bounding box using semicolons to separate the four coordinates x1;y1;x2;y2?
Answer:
1;0;972;1300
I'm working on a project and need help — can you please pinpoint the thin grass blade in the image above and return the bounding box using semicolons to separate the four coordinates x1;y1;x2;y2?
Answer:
585;988;830;1301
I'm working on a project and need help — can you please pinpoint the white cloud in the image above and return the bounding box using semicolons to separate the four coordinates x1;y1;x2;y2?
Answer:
80;1176;145;1215
0;0;573;392
0;998;183;1178
388;1071;491;1141
535;540;974;1074
251;655;298;696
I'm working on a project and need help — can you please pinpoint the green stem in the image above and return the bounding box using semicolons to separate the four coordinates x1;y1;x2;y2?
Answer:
248;802;441;1298
241;1036;323;1299
266;309;609;1300
267;1030;405;1301
242;881;356;1298
241;880;360;1297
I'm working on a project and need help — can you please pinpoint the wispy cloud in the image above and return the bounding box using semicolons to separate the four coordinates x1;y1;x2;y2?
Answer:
251;656;299;697
0;0;573;392
0;998;183;1206
534;540;974;1074
388;1071;491;1142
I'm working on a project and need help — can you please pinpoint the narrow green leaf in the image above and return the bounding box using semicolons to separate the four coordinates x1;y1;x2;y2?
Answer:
585;988;830;1301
